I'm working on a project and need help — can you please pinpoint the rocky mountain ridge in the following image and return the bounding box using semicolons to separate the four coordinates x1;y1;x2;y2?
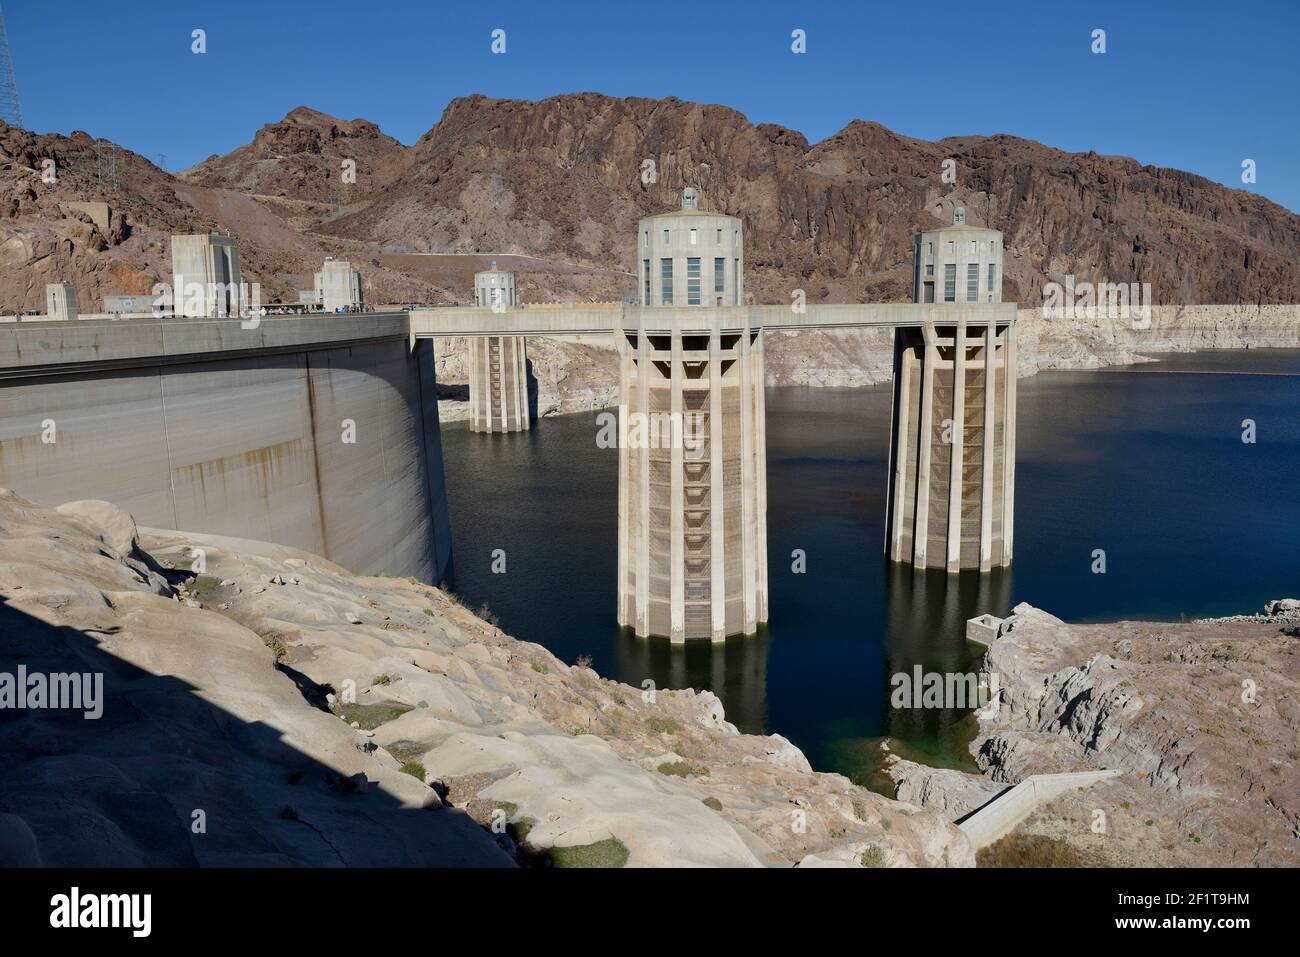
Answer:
5;92;1300;316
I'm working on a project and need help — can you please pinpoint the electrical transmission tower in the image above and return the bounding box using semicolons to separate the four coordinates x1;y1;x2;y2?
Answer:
96;142;119;191
0;5;21;128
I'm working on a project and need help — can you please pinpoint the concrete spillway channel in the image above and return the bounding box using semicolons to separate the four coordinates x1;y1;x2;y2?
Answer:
956;770;1126;850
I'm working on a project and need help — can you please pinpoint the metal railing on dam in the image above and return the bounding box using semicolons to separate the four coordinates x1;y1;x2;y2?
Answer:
0;312;452;585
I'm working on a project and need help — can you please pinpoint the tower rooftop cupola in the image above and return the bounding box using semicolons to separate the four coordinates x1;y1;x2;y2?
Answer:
636;190;744;307
953;206;966;225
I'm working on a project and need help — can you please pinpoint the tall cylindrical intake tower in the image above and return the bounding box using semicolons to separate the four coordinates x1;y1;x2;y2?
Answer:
469;264;530;433
886;208;1016;572
618;189;767;641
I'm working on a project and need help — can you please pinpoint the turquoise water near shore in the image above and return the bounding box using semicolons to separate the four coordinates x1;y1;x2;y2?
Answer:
439;350;1300;784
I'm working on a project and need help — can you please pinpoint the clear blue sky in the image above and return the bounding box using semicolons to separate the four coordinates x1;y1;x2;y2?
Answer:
7;0;1298;211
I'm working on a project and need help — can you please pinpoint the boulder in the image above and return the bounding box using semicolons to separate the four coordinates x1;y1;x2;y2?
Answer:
55;499;139;556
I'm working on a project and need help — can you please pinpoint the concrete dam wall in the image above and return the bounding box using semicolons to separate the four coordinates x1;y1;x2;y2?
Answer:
0;314;452;584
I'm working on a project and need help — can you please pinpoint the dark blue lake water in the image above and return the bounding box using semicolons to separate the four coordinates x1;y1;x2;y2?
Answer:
438;349;1300;784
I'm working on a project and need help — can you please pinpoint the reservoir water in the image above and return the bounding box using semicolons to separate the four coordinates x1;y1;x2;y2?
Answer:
439;349;1300;785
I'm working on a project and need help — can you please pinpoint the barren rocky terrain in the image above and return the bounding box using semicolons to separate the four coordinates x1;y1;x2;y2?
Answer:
0;489;971;868
6;92;1300;316
887;602;1300;867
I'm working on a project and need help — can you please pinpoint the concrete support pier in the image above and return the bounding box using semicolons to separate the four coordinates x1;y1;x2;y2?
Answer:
468;335;530;433
616;315;768;641
885;208;1016;571
617;188;767;641
469;265;530;433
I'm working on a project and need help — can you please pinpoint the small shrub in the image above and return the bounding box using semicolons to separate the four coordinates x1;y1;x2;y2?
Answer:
860;846;886;868
646;715;683;735
531;662;548;674
335;702;412;730
657;760;708;778
400;761;426;781
977;833;1103;868
385;740;427;763
702;796;723;812
548;837;629;869
372;674;393;686
422;608;434;617
262;633;286;663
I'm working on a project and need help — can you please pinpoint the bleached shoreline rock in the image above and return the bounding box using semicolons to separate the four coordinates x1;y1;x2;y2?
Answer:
887;599;1300;866
0;491;972;869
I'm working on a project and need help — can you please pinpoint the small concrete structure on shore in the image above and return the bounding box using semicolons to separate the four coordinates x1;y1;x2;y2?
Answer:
966;612;1017;646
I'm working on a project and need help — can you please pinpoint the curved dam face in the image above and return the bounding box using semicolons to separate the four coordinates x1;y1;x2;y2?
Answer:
0;314;452;584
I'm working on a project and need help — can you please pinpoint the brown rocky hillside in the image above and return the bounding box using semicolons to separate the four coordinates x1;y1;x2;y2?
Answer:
325;93;1300;305
4;93;1300;313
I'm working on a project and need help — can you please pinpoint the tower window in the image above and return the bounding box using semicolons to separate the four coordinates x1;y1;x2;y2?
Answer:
987;263;996;294
944;263;956;302
967;263;978;301
687;258;701;305
644;259;651;305
660;258;673;305
946;241;955;254
714;257;725;294
689;228;698;245
926;264;934;277
715;228;722;243
663;229;670;244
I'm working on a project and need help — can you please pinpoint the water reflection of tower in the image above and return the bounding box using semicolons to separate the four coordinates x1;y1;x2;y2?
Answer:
614;627;770;734
880;563;1012;749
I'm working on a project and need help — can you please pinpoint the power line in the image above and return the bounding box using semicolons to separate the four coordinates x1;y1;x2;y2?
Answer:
0;5;21;128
